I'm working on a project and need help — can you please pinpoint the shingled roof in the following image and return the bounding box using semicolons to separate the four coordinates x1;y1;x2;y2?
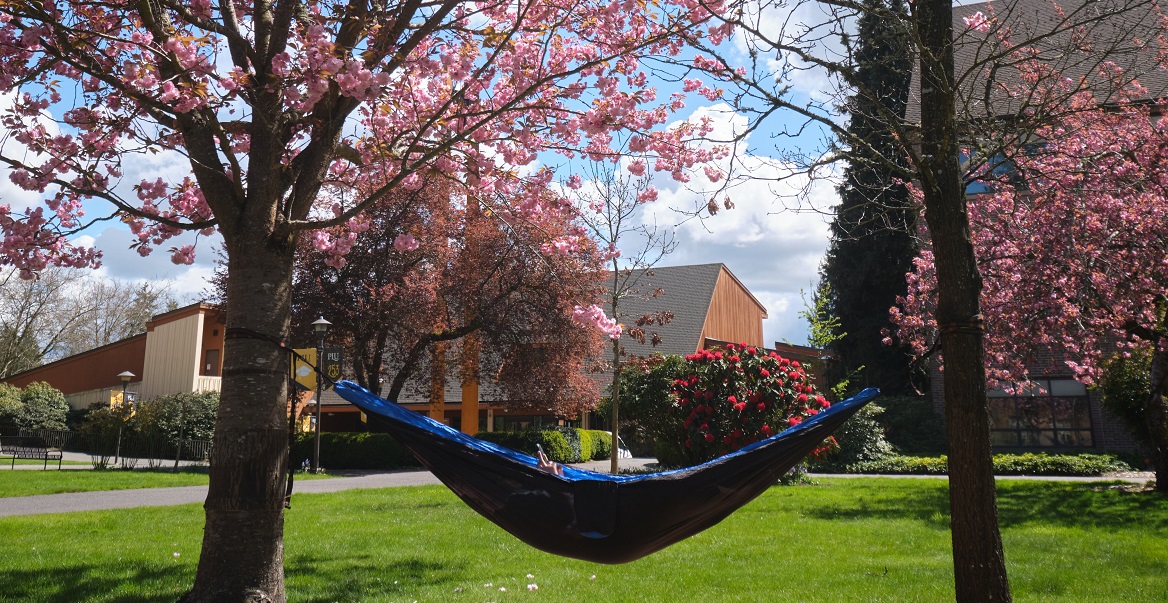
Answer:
906;0;1168;124
608;263;725;358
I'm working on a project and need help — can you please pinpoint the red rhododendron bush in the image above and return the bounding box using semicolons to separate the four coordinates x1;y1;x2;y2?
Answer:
668;343;835;465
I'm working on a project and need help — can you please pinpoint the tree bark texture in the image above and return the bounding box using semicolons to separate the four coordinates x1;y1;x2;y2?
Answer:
918;0;1013;599
182;236;296;603
1148;346;1168;493
610;333;621;474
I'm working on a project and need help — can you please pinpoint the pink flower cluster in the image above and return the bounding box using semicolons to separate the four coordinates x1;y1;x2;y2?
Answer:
571;304;622;339
889;69;1168;388
393;233;420;252
963;11;992;33
0;0;738;282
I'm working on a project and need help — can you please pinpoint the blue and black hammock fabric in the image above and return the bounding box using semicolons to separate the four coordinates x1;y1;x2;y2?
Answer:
334;381;878;564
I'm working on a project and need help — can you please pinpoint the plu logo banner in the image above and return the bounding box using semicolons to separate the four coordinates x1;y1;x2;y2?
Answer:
291;348;343;390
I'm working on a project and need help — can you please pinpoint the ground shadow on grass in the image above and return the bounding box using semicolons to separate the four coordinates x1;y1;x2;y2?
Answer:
791;480;1168;532
286;553;464;602
995;481;1168;530
0;563;189;603
790;480;953;527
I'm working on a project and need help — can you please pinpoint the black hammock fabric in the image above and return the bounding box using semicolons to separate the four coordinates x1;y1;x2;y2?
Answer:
334;381;879;564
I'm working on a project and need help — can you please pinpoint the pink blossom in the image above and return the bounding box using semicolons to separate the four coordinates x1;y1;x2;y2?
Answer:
571;304;622;339
393;233;419;251
963;11;992;33
169;245;196;265
889;78;1168;390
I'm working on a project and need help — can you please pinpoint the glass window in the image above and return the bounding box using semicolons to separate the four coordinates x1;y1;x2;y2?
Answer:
986;379;1094;448
1050;379;1087;396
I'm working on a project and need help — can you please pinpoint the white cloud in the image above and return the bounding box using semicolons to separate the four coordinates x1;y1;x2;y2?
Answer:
730;0;854;103
76;226;221;303
0;90;60;213
634;104;839;346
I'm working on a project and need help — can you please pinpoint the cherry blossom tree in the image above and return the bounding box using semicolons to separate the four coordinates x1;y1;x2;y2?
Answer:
0;2;731;599
890;85;1168;492
290;175;607;416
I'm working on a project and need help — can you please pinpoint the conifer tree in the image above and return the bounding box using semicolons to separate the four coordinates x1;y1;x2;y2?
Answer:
820;0;917;394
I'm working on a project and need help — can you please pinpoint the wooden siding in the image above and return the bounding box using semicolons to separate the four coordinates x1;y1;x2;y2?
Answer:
2;336;146;400
698;267;768;348
141;312;204;400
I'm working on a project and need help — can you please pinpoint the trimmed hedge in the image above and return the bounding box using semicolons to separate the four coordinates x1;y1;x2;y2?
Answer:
474;428;614;464
583;429;612;461
290;432;419;471
289;427;618;471
838;453;1133;476
474;430;572;463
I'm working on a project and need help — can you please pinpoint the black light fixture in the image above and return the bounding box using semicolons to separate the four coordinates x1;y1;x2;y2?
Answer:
117;370;135;395
115;371;135;465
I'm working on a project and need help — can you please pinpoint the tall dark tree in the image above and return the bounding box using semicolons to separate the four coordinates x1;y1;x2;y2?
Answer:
820;0;918;394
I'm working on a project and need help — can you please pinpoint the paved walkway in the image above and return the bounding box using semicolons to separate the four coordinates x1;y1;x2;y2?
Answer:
0;470;447;517
0;456;1153;518
0;457;655;518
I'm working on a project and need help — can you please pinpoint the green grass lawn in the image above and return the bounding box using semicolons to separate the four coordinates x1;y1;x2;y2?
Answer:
0;468;335;498
0;478;1164;602
0;468;211;497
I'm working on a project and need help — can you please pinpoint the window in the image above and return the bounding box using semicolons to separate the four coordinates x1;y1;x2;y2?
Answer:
987;379;1093;447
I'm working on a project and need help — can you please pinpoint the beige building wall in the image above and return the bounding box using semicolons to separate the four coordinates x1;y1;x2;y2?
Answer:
141;312;204;400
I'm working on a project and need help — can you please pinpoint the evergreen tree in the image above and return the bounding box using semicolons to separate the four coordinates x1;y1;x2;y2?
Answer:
820;0;917;394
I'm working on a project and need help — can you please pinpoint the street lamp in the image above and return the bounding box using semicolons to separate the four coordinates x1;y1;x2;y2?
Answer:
115;371;135;466
311;316;331;473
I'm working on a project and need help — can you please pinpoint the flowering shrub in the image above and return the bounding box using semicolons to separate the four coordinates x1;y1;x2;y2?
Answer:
669;343;836;465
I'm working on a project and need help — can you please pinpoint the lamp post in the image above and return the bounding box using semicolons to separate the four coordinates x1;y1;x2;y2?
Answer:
311;316;331;473
115;371;134;466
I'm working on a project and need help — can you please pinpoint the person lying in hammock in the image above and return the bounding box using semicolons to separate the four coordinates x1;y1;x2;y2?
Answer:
536;445;563;476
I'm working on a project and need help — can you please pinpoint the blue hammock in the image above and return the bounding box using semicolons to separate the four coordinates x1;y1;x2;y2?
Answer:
334;381;878;564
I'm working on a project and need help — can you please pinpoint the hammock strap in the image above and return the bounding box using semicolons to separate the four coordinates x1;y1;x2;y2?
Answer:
225;326;337;507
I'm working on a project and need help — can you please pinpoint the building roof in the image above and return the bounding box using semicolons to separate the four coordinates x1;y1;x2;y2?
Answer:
906;0;1168;124
608;263;726;358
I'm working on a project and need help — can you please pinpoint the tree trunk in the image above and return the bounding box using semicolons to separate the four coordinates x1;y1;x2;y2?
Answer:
609;334;621;474
182;237;295;603
1148;346;1168;493
609;281;622;474
918;0;1013;600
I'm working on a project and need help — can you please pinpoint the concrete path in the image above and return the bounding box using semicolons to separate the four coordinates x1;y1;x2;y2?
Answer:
0;470;446;517
807;472;1155;483
0;458;655;518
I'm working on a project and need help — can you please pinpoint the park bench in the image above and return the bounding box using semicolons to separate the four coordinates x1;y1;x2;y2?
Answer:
0;436;64;470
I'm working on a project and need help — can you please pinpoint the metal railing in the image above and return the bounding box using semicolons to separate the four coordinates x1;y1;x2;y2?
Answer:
18;428;212;467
